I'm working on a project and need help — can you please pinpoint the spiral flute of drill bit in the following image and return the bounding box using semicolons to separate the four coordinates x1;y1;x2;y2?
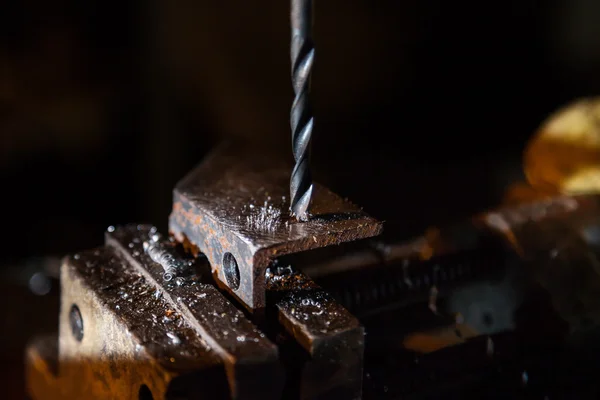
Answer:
290;0;314;221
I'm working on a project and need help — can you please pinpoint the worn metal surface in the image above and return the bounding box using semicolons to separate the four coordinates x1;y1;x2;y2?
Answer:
169;142;383;310
26;223;370;399
24;192;600;399
266;264;364;399
28;247;227;399
27;225;285;400
106;225;283;398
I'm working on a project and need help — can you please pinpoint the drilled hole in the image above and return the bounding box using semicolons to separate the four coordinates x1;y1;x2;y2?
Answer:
223;252;240;290
69;304;84;342
139;384;153;400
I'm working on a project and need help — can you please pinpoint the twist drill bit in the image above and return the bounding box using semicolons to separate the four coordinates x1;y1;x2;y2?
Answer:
290;0;314;221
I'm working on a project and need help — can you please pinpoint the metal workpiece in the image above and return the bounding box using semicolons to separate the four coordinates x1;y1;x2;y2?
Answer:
105;225;284;399
266;265;364;399
290;0;315;221
169;142;383;310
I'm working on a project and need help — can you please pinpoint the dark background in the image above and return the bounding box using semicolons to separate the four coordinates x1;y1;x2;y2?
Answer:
2;0;600;262
2;1;600;398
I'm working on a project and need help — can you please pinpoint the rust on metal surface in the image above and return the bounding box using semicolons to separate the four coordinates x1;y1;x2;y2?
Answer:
27;226;285;400
27;247;229;399
106;225;283;399
169;142;383;310
266;265;364;399
27;224;373;399
65;248;220;372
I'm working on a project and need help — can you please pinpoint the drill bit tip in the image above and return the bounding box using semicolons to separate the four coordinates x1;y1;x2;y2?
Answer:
290;181;313;221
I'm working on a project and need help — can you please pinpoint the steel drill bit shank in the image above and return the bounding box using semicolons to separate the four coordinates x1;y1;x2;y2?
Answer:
290;0;314;221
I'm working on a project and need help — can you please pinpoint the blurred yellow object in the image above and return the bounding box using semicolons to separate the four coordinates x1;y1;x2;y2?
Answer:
524;97;600;194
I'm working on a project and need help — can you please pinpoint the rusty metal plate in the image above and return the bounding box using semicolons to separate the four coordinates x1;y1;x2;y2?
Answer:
169;142;383;310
